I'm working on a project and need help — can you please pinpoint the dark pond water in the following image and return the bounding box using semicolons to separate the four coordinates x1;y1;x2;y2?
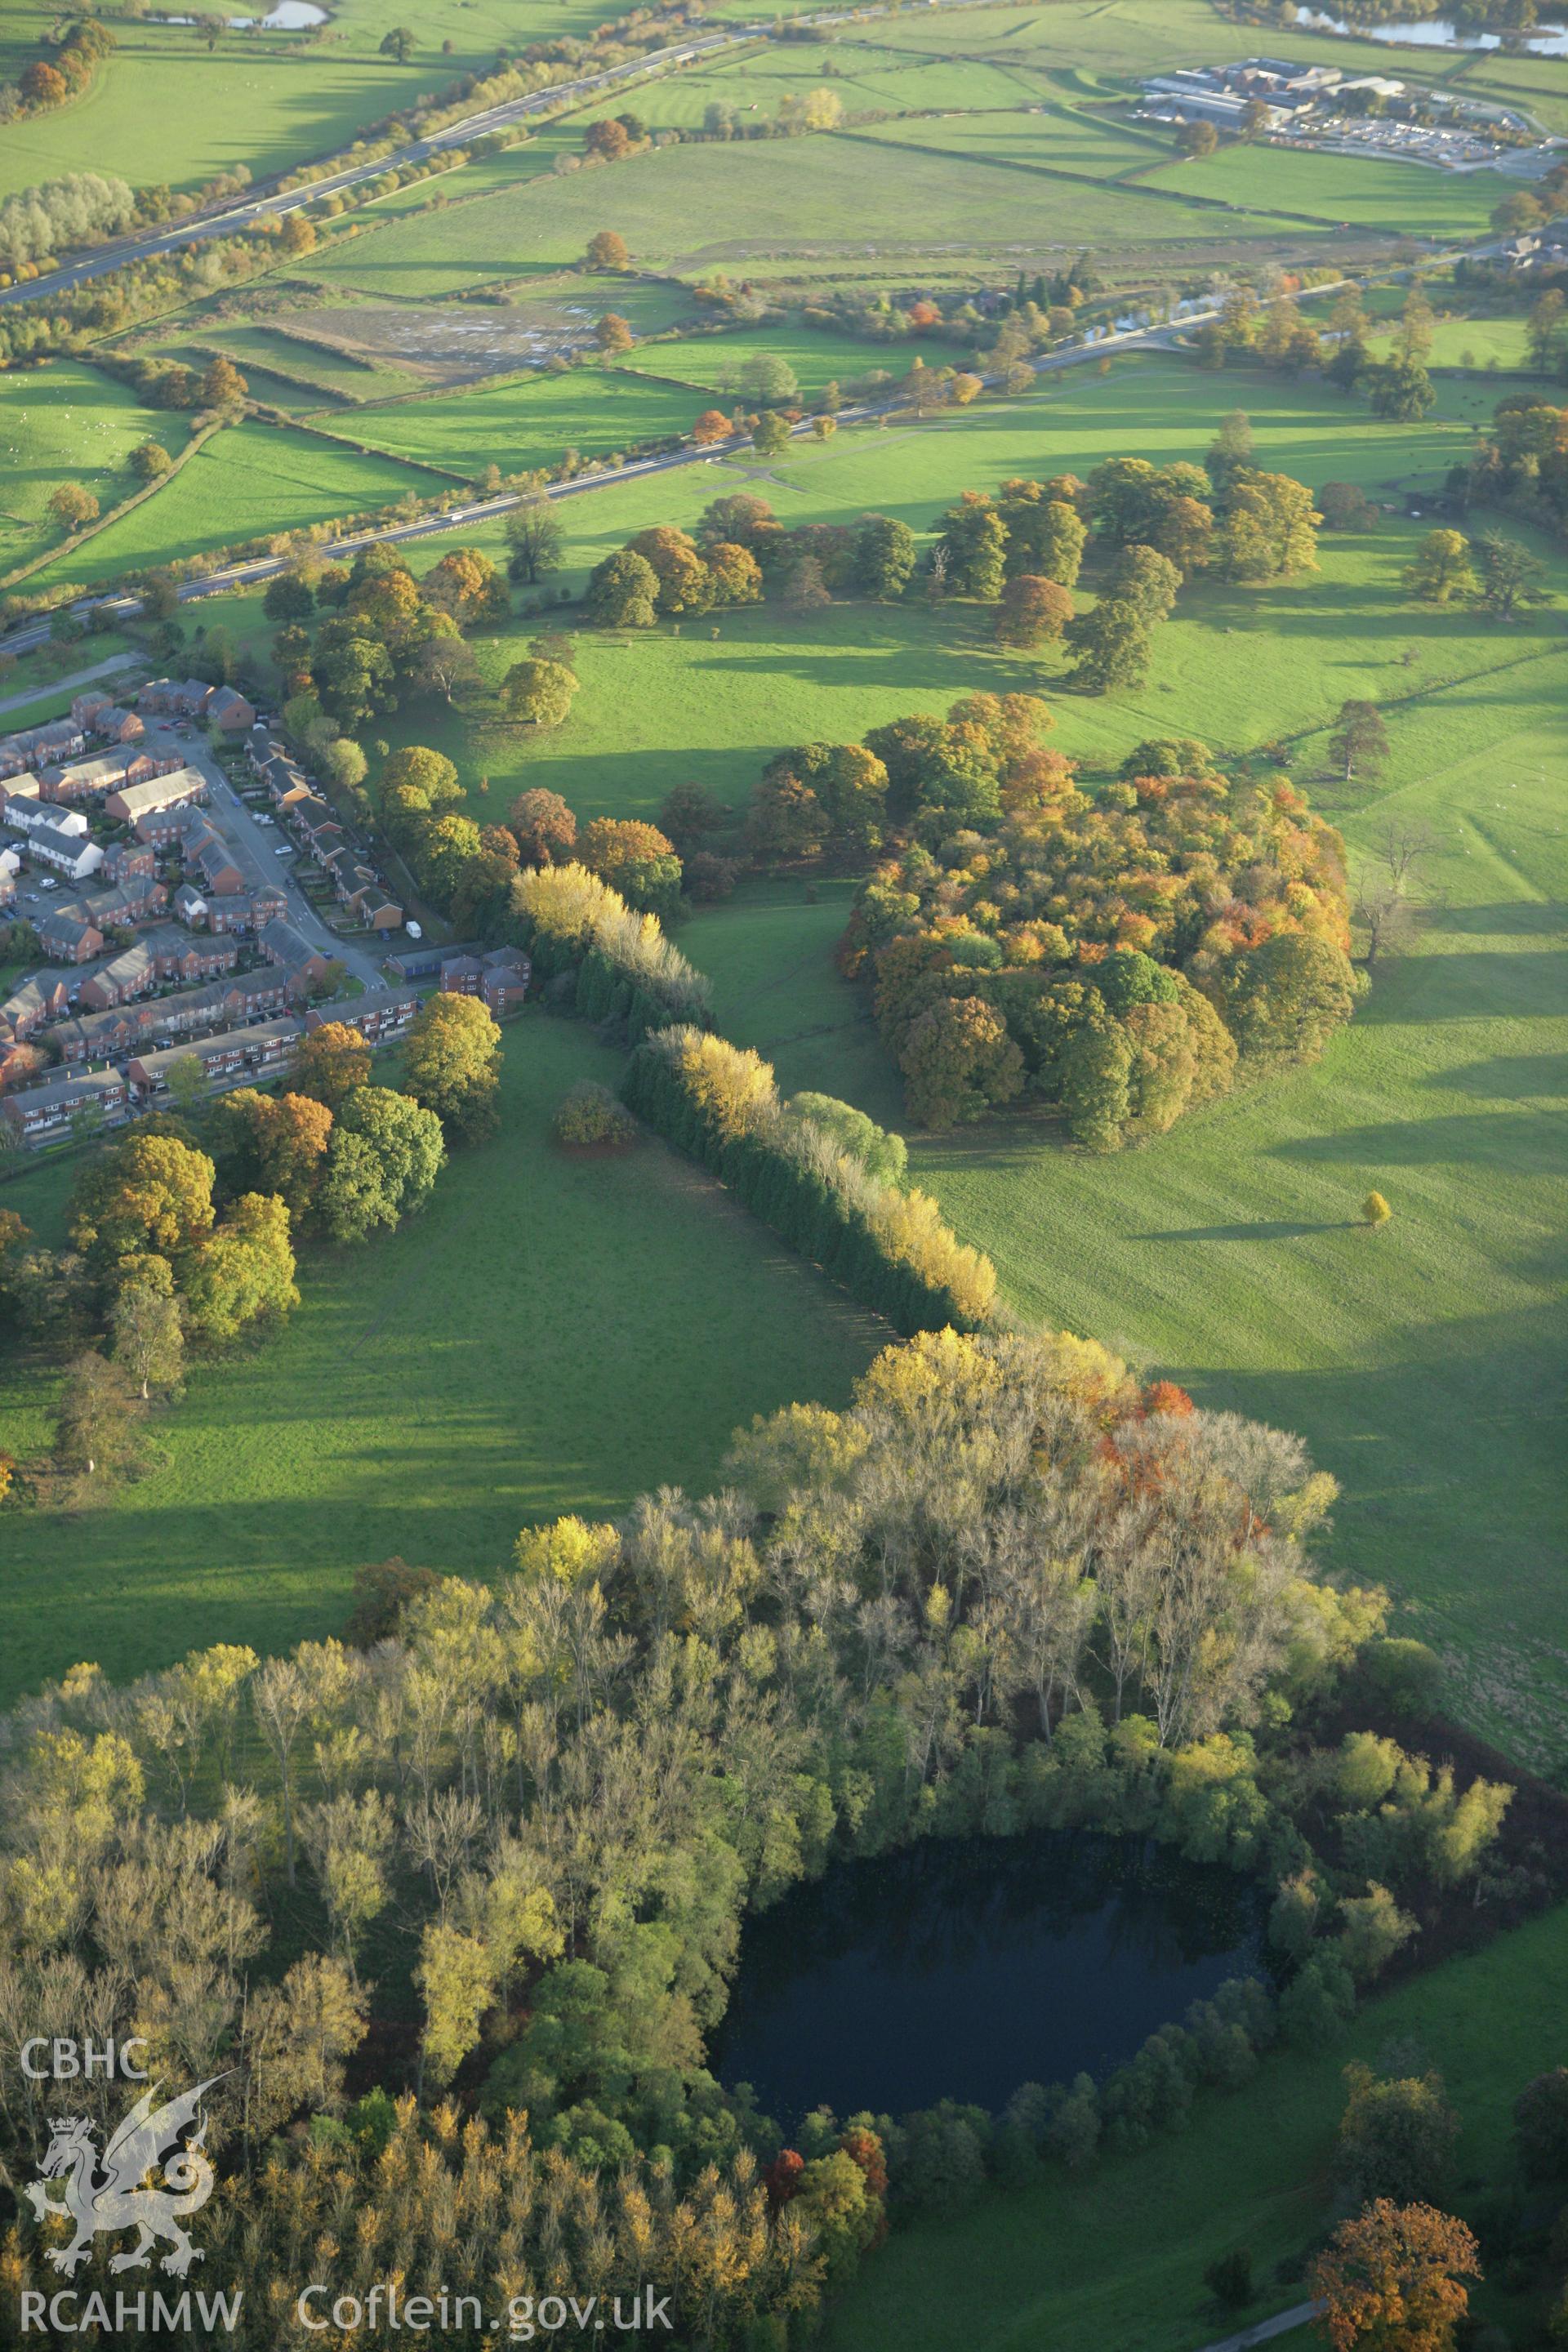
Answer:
710;1832;1268;2128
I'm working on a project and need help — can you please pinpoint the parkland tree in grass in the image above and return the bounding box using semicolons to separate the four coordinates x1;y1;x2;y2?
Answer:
1402;530;1477;604
501;658;578;728
319;1088;445;1244
994;573;1074;648
1218;470;1320;579
183;1192;299;1342
47;483;98;533
998;483;1087;585
1514;2069;1568;2182
423;548;508;630
402;994;503;1146
586;548;660;628
1526;287;1566;371
1317;480;1376;531
70;1132;216;1267
264;569;315;622
1473;530;1549;621
1336;2063;1457;2205
586;229;629;268
1065;598;1152;693
209;1089;333;1217
1102;543;1182;624
54;1352;140;1484
852;513;918;600
1329;697;1389;783
504;495;565;586
109;1254;185;1400
1364;358;1436;422
628;525;714;615
1311;2203;1479;2352
1363;1190;1392;1227
1205;408;1254;500
706;539;764;605
933;491;1008;599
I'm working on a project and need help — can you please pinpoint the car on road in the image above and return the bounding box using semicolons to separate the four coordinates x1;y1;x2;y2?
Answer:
405;921;423;940
274;844;295;857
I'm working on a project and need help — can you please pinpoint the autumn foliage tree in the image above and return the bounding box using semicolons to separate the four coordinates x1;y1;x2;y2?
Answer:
509;787;578;866
501;658;578;728
994;573;1075;648
1311;2202;1480;2352
401;992;503;1146
577;817;683;919
290;1022;372;1112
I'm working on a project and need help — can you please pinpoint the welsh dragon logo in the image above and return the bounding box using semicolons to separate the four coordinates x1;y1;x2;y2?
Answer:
23;2077;223;2278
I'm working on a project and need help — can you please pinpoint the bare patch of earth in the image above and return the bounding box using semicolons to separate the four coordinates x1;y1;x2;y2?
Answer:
281;291;608;384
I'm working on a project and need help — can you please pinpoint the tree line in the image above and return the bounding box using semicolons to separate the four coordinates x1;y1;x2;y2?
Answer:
621;1026;996;1332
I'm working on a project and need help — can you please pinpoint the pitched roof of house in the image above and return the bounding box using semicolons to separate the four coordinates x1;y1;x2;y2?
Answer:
259;915;326;973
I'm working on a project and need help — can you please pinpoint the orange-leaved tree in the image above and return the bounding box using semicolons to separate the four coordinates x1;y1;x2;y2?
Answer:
1311;2200;1480;2352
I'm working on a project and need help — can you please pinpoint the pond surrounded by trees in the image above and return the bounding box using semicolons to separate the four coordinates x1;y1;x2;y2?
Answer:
710;1833;1269;2127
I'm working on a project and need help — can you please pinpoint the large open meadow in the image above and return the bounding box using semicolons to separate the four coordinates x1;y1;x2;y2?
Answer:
0;361;176;584
345;354;1568;1768
21;413;436;595
0;1015;879;1704
0;0;611;205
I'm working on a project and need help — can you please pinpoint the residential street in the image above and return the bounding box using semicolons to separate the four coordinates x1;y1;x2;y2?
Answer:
163;725;389;990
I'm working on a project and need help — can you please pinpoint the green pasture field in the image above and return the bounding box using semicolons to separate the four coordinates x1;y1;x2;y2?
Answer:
0;360;176;581
0;1015;879;1707
798;0;1456;85
0;0;614;205
1367;314;1539;373
616;323;947;399
352;124;585;218
195;324;423;403
1138;140;1511;239
1463;50;1568;137
21;417;434;594
574;42;1058;130
302;130;1312;301
345;354;1568;1763
369;352;1496;814
346;365;711;475
822;1900;1568;2352
0;28;455;209
854;104;1208;183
